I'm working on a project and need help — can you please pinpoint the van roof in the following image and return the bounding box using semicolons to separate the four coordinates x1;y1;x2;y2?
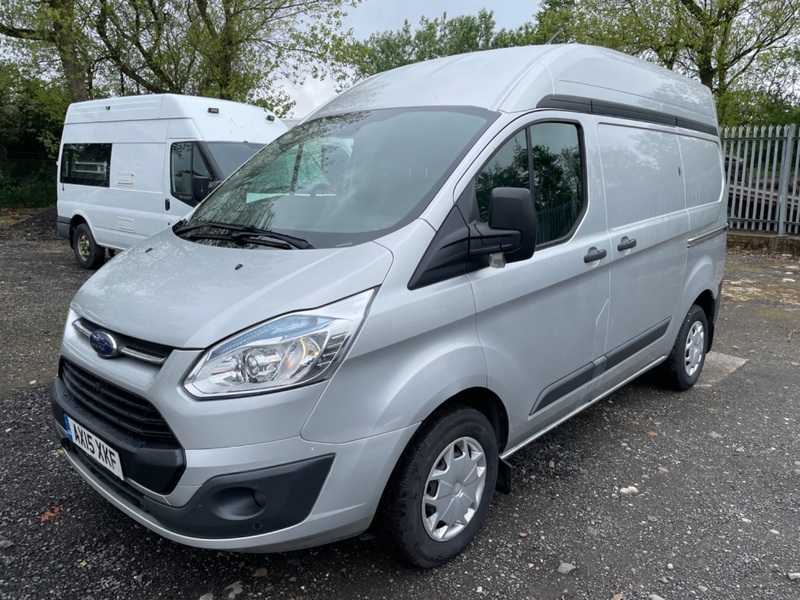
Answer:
63;94;286;144
314;44;717;130
65;94;279;122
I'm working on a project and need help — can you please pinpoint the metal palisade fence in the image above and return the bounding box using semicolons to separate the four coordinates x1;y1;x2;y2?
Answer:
721;124;800;235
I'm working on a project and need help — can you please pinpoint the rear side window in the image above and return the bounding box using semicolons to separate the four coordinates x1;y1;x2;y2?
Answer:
475;122;585;246
60;143;112;187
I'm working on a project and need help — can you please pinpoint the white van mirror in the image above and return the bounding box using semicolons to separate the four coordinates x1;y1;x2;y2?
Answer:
193;176;211;203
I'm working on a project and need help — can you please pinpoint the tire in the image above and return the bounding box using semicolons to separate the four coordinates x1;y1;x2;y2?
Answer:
73;223;105;269
380;405;498;568
662;304;708;390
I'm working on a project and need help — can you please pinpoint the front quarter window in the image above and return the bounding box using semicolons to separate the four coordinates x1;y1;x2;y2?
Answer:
184;107;496;248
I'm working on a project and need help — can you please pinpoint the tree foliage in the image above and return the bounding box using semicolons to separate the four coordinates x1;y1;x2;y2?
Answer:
0;64;69;207
350;9;543;78
0;0;359;109
94;0;357;106
0;0;98;102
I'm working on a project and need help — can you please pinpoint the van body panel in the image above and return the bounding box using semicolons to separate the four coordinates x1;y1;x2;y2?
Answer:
52;46;726;558
303;220;485;443
70;229;394;349
598;122;689;354
470;230;612;450
314;46;559;117
535;46;717;125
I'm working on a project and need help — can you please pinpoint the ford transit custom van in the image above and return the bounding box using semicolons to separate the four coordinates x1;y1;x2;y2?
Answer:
50;45;726;567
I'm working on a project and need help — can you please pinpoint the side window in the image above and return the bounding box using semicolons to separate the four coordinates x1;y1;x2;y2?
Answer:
171;142;212;198
474;122;585;247
531;123;584;244
60;143;112;187
475;131;528;222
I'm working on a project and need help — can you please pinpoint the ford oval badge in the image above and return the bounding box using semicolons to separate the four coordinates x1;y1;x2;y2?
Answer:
89;331;119;358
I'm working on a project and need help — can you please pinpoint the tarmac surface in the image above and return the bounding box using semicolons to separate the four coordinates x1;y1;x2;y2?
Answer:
0;215;798;600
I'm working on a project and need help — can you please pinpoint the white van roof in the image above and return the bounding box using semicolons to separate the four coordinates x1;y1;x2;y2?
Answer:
314;44;717;132
64;94;285;142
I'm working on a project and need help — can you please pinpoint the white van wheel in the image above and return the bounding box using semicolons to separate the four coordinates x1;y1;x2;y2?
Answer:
662;304;708;390
380;405;498;568
73;223;105;270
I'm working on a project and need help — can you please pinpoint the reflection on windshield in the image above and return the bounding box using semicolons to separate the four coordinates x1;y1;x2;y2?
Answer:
187;107;496;248
206;142;265;178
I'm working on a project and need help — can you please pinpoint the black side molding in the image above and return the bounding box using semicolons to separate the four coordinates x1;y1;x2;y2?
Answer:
537;94;719;137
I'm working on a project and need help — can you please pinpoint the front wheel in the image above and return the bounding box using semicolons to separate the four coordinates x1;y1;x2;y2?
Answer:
380;405;498;568
661;304;708;390
73;223;105;269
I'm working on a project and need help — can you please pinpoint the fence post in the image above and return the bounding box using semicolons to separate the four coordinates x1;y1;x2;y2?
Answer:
777;124;796;236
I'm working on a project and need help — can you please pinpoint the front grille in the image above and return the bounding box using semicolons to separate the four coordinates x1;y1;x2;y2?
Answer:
61;360;176;442
74;318;173;365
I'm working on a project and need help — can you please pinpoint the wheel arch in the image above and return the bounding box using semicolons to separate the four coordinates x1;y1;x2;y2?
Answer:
68;214;90;248
691;289;716;351
432;387;509;454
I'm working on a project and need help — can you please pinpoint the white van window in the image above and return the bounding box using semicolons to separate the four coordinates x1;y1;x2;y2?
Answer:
60;143;112;187
182;107;496;248
475;122;584;246
171;142;212;199
205;142;264;179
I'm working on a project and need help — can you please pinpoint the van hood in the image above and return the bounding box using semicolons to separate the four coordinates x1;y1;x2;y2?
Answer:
71;229;394;348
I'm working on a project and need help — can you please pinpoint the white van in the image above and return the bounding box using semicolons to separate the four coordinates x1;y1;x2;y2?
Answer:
50;45;726;567
56;94;288;268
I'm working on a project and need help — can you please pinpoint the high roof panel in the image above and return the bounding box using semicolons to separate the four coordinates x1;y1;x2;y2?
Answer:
313;45;716;129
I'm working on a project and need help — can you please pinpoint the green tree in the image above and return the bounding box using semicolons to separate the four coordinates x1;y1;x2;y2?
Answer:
721;45;800;125
2;0;360;111
351;9;543;78
0;0;98;102
0;64;69;207
94;0;359;109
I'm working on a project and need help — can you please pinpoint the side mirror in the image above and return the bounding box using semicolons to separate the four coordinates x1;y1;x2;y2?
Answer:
192;176;210;203
470;187;537;264
489;187;537;263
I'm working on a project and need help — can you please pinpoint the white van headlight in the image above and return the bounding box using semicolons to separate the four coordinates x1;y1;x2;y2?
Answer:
184;290;374;398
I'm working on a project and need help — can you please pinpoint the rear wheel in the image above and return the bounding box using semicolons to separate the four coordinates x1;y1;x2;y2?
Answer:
380;405;498;568
662;304;708;390
73;223;105;269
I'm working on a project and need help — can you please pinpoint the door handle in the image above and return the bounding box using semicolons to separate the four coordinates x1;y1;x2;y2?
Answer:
583;247;607;263
165;199;171;211
617;237;637;251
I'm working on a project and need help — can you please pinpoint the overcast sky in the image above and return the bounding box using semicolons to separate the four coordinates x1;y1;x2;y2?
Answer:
285;0;542;117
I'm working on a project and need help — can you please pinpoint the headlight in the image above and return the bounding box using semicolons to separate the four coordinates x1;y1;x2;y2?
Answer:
184;289;375;398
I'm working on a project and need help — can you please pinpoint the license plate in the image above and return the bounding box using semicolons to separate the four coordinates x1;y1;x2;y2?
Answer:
64;414;124;480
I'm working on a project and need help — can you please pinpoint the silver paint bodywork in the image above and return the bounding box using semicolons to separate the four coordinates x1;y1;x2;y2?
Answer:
55;45;726;551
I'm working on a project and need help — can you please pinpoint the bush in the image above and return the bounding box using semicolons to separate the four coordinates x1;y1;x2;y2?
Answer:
0;159;57;208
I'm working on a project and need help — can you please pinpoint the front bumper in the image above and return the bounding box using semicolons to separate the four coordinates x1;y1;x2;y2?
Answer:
57;216;70;241
51;372;417;551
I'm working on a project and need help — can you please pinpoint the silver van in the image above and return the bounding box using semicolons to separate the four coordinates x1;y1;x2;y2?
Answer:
50;45;726;567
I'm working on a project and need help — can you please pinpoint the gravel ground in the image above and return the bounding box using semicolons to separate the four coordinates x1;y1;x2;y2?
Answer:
1;211;799;600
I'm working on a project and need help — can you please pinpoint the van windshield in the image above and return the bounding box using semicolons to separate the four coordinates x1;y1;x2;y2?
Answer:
183;107;496;248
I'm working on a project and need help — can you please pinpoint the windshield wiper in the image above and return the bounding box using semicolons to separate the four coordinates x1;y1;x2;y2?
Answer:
181;231;293;250
173;220;238;235
243;229;314;249
173;220;314;249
